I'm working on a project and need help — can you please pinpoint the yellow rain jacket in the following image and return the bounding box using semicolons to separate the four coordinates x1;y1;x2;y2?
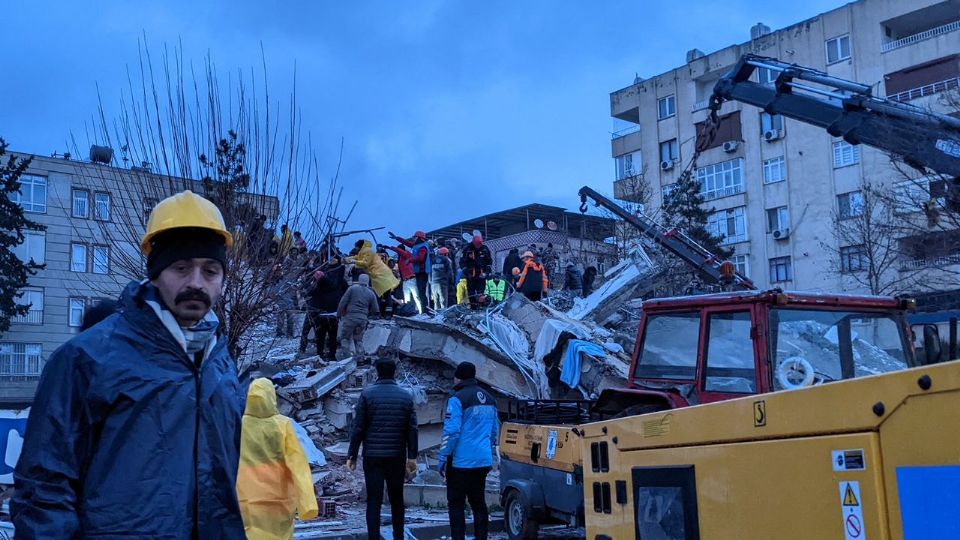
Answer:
238;378;319;540
279;229;294;255
351;240;400;296
457;278;470;305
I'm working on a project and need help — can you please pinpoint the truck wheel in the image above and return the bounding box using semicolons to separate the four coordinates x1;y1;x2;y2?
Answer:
505;489;538;540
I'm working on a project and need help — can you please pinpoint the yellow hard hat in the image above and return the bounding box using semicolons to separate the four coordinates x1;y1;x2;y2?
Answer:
141;190;234;255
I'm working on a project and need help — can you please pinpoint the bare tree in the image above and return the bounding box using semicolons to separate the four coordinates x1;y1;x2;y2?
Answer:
65;39;350;364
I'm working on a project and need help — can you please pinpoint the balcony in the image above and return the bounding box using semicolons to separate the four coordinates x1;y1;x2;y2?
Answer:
882;19;960;53
692;99;710;112
611;125;640;140
612;128;643;158
889;76;960;102
614;175;647;203
11;309;43;324
901;252;960;270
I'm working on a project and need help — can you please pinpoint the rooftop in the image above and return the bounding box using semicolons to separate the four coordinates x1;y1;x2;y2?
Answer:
427;202;616;242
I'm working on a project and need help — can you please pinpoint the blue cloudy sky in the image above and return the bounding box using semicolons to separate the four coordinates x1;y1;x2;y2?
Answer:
2;1;842;239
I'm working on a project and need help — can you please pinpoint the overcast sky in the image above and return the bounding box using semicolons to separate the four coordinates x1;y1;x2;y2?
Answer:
2;0;843;242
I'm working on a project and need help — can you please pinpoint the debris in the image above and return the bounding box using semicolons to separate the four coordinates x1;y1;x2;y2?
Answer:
282;358;357;403
290;420;327;466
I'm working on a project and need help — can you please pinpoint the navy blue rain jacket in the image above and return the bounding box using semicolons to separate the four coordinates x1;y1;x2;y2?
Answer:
12;282;246;539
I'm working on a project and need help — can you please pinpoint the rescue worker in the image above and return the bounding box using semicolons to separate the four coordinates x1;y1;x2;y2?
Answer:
279;223;294;256
430;246;455;310
293;230;308;253
410;232;433;313
484;274;507;304
12;190;246;538
456;276;470;306
460;233;493;309
583;265;598;297
238;378;319;539
501;247;522;278
438;362;500;540
336;273;380;360
348;239;400;299
347;358;418;540
564;263;584;298
305;260;347;360
384;243;419;312
517;250;549;302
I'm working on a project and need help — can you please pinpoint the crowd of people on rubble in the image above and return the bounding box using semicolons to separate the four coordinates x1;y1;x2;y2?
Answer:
258;225;602;361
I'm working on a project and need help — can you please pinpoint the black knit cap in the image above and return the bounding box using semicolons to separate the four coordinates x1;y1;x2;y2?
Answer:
454;361;476;380
147;227;228;280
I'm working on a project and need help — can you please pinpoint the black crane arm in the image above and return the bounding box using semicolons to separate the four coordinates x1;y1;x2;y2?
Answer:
578;186;755;290
712;54;960;177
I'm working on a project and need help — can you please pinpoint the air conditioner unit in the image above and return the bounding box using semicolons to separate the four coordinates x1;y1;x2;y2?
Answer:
722;140;739;153
660;160;674;171
772;228;791;240
763;129;783;142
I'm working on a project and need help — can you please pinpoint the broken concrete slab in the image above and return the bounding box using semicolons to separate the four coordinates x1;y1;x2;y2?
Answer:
283;358;358;404
323;391;360;430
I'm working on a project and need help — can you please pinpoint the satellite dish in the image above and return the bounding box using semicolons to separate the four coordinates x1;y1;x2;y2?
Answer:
546;220;558;231
462;232;474;242
472;229;482;237
533;219;544;229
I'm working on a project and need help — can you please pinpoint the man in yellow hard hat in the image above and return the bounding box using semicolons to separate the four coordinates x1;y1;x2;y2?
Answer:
12;190;246;538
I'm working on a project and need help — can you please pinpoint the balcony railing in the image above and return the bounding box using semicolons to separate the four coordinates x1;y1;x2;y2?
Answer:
11;309;43;324
611;125;641;140
0;355;43;381
882;20;960;52
692;99;710;112
901;253;960;270
889;77;960;102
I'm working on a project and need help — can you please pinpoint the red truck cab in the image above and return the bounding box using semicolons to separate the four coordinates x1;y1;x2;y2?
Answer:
595;289;917;415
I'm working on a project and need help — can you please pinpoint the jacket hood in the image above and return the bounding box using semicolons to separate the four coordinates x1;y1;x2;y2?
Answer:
245;378;279;418
361;240;372;249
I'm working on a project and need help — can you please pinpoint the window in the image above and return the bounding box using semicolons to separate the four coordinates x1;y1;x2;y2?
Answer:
659;139;679;163
707;206;748;244
93;245;110;274
12;174;47;213
12;230;45;265
766;206;790;233
0;342;43;381
616;152;641;179
697;158;744;200
833;141;860;167
769;256;793;283
841;245;868;272
635;312;701;380
657;95;676;120
12;288;43;325
763;156;787;184
705;311;756;393
838;191;865;219
760;112;783;134
71;243;88;273
731;254;749;277
661;183;678;201
69;297;86;327
757;67;777;85
696;111;743;150
94;192;111;221
72;189;90;218
826;34;851;64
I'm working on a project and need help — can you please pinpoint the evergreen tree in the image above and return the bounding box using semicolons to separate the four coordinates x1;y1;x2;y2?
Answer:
0;138;46;336
661;169;732;259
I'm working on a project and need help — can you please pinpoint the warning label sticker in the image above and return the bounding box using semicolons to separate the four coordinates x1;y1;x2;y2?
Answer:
546;430;558;460
833;449;866;472
839;481;866;540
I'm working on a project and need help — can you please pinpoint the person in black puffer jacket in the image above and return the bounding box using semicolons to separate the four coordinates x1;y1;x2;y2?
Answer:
347;359;418;540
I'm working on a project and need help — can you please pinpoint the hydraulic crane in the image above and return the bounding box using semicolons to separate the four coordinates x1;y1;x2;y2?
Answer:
711;54;960;177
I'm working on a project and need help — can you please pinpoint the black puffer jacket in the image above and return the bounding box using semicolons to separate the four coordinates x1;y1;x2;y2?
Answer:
348;378;418;459
307;265;347;313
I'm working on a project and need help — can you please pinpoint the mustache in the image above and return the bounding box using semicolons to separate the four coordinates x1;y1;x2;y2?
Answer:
175;290;212;307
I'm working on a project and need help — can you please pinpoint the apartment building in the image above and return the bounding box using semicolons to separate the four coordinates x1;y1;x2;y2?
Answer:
3;151;279;406
610;0;960;293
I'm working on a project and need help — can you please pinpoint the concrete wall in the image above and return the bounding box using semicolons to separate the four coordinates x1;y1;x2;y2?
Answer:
610;0;960;294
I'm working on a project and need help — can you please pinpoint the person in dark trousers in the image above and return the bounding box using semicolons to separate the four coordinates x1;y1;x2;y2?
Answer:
336;274;380;361
438;362;500;540
563;263;584;298
305;260;347;360
583;265;598;297
430;246;455;309
460;234;493;309
384;243;419;313
501;247;522;278
12;191;246;538
516;250;549;302
347;358;418;540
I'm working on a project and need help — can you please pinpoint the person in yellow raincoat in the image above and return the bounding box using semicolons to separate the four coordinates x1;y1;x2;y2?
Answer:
238;378;319;540
348;239;400;297
456;277;470;306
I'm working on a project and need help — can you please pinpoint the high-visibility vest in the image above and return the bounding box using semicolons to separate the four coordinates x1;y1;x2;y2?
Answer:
485;279;506;301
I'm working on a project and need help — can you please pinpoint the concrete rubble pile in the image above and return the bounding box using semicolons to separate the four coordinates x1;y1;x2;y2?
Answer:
251;245;656;535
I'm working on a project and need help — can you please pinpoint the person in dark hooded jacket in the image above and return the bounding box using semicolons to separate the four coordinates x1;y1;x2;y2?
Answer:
501;248;522;278
12;191;246;539
305;259;348;360
563;263;584;298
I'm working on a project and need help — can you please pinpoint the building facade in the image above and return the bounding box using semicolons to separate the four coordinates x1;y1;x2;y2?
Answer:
610;0;960;294
3;151;279;406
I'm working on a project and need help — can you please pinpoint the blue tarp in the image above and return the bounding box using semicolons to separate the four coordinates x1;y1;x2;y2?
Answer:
560;339;606;389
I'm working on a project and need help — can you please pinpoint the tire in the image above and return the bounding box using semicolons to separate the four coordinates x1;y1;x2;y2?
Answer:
505;489;539;540
610;403;666;419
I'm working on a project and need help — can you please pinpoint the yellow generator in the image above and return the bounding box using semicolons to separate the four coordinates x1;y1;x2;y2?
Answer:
580;359;960;539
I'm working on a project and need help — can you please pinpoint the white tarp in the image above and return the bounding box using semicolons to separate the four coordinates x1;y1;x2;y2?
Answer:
290;419;327;466
0;408;29;485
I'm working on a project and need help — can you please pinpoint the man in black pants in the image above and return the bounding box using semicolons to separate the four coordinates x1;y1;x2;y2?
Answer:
347;358;418;540
438;362;501;540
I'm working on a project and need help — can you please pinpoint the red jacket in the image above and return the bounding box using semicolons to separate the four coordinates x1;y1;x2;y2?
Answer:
385;246;415;280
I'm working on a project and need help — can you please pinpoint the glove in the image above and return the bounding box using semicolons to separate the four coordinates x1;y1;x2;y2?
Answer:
437;456;447;477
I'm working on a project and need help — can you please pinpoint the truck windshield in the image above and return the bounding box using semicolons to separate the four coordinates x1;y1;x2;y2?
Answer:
770;308;910;390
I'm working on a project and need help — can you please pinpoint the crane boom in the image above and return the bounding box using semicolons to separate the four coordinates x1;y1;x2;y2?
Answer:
578;186;755;290
711;54;960;176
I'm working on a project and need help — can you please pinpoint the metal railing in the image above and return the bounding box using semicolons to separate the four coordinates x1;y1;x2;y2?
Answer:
692;99;710;112
11;309;43;324
881;20;960;52
888;77;960;102
611;124;641;139
901;253;960;270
